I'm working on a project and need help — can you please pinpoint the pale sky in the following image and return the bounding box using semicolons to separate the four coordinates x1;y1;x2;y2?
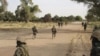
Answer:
7;0;88;18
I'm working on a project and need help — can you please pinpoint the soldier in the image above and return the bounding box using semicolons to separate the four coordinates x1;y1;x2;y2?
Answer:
90;30;100;48
90;30;100;56
93;25;98;31
82;21;84;26
14;37;29;56
51;25;57;39
60;22;63;27
58;21;60;28
90;35;98;48
32;26;38;39
83;22;87;31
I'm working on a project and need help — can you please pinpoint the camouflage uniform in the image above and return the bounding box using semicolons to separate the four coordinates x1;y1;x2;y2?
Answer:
14;37;29;56
93;25;98;31
83;22;87;31
32;26;38;39
90;29;100;56
91;30;100;47
51;26;57;39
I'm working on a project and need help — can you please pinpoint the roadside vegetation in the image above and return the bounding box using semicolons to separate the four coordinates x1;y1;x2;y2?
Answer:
0;22;57;28
0;0;83;29
88;21;100;28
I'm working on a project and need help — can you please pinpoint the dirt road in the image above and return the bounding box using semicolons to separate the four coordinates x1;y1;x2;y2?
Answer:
0;22;92;56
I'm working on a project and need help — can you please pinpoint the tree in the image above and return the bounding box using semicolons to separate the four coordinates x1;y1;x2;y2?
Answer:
5;11;15;21
0;13;5;21
15;0;41;22
42;13;52;22
67;15;75;21
52;15;59;22
75;16;82;21
71;0;100;6
71;0;100;20
85;13;100;21
0;0;8;13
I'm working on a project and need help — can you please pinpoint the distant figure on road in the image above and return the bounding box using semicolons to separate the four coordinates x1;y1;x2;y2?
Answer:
51;25;57;39
83;22;87;31
60;22;63;27
32;26;38;39
58;21;63;28
14;37;29;56
82;21;84;26
58;21;60;28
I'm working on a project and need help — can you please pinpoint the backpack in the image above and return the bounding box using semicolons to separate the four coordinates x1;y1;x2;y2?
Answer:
14;46;29;56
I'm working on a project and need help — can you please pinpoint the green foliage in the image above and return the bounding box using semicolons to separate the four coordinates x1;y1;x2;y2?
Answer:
52;15;59;22
30;5;41;13
0;6;4;13
0;0;41;22
0;11;15;21
5;11;15;21
41;14;83;22
75;16;82;21
85;13;95;21
71;0;100;21
42;13;52;22
67;15;75;21
0;0;8;12
0;13;5;21
59;16;67;22
14;0;41;22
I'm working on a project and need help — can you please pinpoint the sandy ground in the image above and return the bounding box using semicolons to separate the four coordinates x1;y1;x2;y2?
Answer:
0;22;92;56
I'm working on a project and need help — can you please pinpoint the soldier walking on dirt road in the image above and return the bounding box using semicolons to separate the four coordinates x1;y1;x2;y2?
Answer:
82;21;84;27
32;26;38;39
51;25;57;39
83;22;87;31
14;37;29;56
58;21;60;28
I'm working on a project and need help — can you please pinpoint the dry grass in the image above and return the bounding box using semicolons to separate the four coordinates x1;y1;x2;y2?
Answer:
0;22;57;28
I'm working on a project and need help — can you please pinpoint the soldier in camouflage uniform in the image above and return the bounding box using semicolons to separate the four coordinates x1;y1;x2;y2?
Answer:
90;29;100;47
90;29;100;56
83;22;87;31
32;26;38;39
14;37;29;56
51;26;57;39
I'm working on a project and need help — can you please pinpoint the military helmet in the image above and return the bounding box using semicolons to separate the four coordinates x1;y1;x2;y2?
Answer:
16;36;26;43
